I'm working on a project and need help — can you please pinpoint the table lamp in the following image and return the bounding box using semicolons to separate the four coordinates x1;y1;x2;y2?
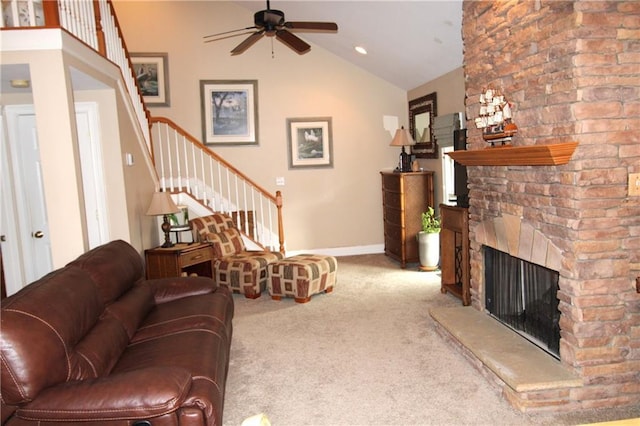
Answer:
146;191;180;248
390;126;416;172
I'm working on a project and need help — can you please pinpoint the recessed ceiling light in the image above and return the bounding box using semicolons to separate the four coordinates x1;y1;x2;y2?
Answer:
10;79;30;89
354;46;367;55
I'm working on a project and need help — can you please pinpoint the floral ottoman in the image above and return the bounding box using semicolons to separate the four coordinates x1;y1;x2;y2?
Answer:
267;254;337;303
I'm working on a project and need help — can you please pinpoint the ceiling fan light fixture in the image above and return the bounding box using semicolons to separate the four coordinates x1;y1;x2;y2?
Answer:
354;46;367;55
204;0;337;56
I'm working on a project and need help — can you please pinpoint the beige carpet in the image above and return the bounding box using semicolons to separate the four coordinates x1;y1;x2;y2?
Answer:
222;254;640;426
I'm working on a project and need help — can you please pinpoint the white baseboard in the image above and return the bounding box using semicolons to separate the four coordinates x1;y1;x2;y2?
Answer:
286;244;384;257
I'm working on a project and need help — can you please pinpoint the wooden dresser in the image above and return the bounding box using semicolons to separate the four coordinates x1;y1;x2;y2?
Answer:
380;171;434;268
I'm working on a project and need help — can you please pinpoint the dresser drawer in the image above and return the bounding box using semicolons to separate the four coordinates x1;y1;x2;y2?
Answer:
383;206;403;226
382;174;401;192
384;236;402;257
382;190;402;208
384;222;403;241
179;246;212;268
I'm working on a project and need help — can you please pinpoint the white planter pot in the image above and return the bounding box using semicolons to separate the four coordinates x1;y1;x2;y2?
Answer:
417;231;439;271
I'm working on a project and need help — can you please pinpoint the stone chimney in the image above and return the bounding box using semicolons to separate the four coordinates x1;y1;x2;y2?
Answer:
462;0;640;410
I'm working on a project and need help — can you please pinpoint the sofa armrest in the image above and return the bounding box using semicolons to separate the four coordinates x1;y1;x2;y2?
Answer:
17;367;192;422
142;276;218;304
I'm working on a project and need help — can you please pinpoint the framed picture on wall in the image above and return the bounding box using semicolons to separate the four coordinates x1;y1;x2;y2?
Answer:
130;53;170;106
200;80;259;145
287;117;333;169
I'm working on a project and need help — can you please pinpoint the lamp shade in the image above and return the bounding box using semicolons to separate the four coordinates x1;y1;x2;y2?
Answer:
389;126;415;147
146;192;180;216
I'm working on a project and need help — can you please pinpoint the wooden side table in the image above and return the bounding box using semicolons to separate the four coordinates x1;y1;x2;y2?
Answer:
439;205;470;306
145;243;214;279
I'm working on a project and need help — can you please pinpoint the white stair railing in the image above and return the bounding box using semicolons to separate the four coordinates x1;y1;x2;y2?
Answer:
1;0;284;252
151;117;285;252
1;0;151;152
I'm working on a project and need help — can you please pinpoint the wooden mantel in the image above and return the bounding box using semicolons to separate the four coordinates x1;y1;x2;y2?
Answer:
447;142;578;166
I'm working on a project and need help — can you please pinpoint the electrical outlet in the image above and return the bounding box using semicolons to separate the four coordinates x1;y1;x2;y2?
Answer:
275;177;285;186
629;173;640;196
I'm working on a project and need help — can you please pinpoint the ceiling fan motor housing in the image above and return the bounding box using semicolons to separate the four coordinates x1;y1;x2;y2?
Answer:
255;9;285;31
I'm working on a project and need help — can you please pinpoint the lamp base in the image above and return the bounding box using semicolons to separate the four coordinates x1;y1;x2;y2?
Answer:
161;215;174;248
399;147;412;172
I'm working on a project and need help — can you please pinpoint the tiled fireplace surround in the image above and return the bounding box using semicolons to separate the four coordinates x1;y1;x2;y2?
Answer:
459;0;639;411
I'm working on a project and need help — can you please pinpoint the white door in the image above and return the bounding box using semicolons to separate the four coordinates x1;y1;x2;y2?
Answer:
1;105;53;293
76;102;109;249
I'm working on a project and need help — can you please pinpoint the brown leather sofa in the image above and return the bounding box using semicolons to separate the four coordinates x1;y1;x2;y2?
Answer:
1;240;234;426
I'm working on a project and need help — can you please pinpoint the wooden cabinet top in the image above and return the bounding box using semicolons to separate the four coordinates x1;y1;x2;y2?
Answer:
380;171;434;176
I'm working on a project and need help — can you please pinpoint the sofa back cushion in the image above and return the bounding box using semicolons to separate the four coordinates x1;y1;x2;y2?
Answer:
1;267;105;405
191;213;235;242
67;239;144;305
1;240;149;407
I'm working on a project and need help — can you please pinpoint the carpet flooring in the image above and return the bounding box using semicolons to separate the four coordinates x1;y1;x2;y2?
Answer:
222;253;640;426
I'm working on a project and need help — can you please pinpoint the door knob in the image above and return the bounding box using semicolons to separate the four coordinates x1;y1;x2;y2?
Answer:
33;231;44;239
0;235;5;242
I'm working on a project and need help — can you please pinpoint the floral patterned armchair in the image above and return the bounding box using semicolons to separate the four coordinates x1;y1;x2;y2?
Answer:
190;213;284;298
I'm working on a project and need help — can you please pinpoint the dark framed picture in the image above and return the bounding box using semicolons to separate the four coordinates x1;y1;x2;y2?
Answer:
131;53;170;106
200;80;258;145
287;117;333;169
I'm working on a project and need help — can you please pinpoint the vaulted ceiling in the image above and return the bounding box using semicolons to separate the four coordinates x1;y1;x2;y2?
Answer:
233;1;464;91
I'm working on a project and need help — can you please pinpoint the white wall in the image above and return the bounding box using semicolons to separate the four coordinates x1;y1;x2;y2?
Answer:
114;1;408;253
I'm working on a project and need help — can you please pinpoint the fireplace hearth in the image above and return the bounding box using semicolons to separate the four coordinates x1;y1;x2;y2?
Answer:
484;246;561;359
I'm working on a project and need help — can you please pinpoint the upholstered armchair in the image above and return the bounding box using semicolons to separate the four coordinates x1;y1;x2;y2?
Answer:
190;213;284;298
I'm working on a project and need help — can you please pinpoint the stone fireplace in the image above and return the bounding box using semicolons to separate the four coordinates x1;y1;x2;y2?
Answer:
484;245;561;358
457;0;640;411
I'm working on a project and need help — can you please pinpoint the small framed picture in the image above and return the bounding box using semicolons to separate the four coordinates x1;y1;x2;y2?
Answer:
287;117;333;169
130;53;170;106
200;80;259;145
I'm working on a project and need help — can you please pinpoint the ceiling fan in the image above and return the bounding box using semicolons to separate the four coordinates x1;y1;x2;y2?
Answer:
203;0;338;55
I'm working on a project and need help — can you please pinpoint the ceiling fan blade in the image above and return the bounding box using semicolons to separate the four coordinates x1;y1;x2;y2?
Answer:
285;21;338;32
231;31;265;55
204;30;257;44
275;29;311;54
204;26;257;39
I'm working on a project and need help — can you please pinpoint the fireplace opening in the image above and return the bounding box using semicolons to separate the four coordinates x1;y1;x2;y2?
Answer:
484;246;561;359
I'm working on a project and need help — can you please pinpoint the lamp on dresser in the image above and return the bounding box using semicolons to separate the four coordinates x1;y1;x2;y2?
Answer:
146;191;180;248
390;126;415;172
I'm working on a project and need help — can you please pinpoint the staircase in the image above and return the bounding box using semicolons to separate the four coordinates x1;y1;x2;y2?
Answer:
1;0;285;252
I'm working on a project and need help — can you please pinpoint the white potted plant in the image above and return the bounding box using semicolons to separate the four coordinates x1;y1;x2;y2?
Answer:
417;206;441;271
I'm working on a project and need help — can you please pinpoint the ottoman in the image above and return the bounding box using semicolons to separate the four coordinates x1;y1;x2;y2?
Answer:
267;254;337;303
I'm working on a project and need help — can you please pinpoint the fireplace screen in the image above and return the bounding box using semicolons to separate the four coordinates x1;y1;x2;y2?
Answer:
484;246;561;358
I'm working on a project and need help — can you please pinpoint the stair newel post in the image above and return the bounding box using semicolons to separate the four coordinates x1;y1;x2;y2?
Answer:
42;0;60;27
93;0;107;57
276;191;285;254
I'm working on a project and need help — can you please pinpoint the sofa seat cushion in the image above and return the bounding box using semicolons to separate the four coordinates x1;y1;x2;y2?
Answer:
113;330;230;426
132;287;234;345
15;367;192;422
214;251;285;298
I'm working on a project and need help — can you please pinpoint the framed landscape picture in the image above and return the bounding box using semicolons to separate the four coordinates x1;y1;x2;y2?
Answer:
200;80;259;145
287;117;333;169
131;53;170;106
